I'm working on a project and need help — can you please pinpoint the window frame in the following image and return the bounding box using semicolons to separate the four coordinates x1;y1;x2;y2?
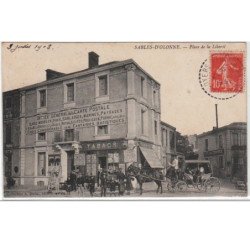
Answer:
63;80;76;108
205;139;209;151
64;129;75;141
218;134;223;148
37;87;47;111
37;152;46;177
37;132;46;141
95;71;110;102
66;82;75;102
154;120;158;135
97;125;109;136
232;132;239;146
5;123;12;144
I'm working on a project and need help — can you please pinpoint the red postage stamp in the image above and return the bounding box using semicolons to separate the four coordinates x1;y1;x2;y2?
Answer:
210;53;244;93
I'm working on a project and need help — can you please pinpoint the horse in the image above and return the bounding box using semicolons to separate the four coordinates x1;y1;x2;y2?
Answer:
126;165;164;195
99;170;126;197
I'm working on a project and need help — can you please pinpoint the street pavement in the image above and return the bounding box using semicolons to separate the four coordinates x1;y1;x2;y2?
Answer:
4;179;247;198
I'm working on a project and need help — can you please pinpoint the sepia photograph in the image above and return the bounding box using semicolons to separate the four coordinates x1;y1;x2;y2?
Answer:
2;42;247;199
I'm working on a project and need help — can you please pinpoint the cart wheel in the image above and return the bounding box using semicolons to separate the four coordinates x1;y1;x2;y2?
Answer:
197;180;206;192
205;177;221;193
167;182;176;193
176;181;187;192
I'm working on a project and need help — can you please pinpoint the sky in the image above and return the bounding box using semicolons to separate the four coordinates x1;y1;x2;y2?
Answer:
2;42;247;135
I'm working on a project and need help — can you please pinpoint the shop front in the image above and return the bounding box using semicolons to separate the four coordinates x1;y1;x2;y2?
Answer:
79;140;128;176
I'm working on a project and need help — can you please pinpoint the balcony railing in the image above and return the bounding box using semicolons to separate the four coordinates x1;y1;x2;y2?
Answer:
53;130;79;143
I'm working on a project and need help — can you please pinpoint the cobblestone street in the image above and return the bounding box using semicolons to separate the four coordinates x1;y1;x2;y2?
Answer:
4;179;247;198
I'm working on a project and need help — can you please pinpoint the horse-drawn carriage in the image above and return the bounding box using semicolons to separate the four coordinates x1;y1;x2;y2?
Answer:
166;160;221;193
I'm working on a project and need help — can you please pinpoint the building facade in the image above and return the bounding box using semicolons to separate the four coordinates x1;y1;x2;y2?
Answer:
197;123;247;179
3;52;164;186
160;121;177;171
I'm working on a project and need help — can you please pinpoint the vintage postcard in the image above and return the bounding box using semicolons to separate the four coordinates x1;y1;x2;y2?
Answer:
1;42;247;199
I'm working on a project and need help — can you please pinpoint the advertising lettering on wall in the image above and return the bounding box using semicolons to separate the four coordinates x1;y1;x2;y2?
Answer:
26;102;126;135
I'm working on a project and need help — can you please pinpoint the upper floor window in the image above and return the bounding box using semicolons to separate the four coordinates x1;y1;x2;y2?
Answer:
39;89;46;107
232;132;239;146
6;96;12;109
141;77;145;97
98;125;108;135
170;131;175;150
38;132;46;141
161;128;164;146
66;83;74;102
154;120;158;135
166;130;168;146
6;123;12;144
153;89;157;106
241;133;247;146
141;109;145;135
205;139;208;151
65;129;74;141
99;75;108;96
218;135;223;148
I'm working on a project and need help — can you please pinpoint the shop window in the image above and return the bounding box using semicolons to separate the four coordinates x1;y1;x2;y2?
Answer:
232;132;239;146
99;75;108;96
97;125;108;135
6;96;12;109
5;123;12;144
37;152;46;176
38;132;46;141
205;139;208;151
65;129;74;141
218;135;223;148
108;152;120;172
39;89;46;107
154;120;158;135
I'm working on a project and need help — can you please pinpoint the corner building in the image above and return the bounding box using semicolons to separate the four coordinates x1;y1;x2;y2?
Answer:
3;52;163;186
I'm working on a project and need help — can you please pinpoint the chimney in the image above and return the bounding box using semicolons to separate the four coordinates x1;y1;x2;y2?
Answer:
88;51;99;68
215;104;219;129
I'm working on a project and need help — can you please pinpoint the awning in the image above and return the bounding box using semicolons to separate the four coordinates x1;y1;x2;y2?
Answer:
139;147;164;169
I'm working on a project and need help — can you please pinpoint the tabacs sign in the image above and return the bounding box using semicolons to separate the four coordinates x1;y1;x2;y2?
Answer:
82;140;128;151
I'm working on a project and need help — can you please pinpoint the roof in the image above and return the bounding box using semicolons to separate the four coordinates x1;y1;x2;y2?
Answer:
197;122;247;138
160;121;176;130
4;58;161;93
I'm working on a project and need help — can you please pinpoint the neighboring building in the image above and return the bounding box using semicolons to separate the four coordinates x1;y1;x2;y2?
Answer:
160;121;177;171
197;122;247;179
187;134;198;152
3;52;163;186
